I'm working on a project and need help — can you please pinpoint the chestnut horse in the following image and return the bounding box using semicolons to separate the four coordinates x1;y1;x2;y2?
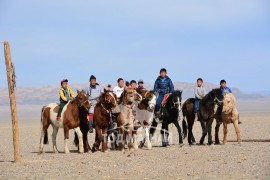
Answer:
133;89;157;150
117;88;142;151
215;91;241;144
39;90;90;154
91;89;120;152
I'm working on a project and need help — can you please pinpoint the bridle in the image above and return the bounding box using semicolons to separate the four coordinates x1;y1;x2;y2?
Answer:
74;96;90;112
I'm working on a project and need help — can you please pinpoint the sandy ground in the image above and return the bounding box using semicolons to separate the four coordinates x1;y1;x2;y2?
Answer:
0;100;270;179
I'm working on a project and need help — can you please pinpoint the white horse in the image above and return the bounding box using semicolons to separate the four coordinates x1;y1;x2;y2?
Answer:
133;90;157;150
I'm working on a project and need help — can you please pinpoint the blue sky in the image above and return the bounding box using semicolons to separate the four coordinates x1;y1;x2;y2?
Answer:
0;0;269;92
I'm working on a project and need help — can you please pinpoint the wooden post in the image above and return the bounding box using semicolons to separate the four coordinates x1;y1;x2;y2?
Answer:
3;41;20;162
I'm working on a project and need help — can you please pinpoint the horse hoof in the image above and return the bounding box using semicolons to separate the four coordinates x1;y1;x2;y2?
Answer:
223;142;228;145
238;140;242;144
179;144;184;148
53;150;59;154
65;151;70;154
197;143;205;146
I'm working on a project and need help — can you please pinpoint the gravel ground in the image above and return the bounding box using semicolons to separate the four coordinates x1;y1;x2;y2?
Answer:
0;108;270;179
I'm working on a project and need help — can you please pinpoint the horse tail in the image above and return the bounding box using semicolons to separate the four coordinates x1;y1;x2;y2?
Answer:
182;115;187;139
41;106;49;144
74;131;79;147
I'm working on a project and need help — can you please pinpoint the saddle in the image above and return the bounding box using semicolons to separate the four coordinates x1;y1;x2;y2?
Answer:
161;93;171;107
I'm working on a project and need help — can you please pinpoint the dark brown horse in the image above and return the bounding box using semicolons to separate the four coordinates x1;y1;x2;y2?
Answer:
92;90;120;152
39;90;90;154
182;88;223;145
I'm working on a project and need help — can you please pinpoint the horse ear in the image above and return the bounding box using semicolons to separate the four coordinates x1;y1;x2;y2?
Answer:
81;89;85;94
77;90;80;95
104;89;108;93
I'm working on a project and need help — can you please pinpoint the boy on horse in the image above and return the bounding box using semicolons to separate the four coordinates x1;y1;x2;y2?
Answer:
194;78;206;121
154;68;174;118
130;80;137;90
137;79;146;90
218;79;242;124
113;78;125;103
57;79;75;121
85;75;104;133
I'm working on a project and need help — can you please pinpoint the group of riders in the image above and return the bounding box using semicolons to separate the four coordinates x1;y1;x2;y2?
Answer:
56;68;241;134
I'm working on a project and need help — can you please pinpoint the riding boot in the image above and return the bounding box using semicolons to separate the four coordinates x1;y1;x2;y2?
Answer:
88;121;94;133
88;113;94;133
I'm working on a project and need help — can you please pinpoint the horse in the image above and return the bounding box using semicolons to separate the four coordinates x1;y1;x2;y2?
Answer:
39;90;90;154
91;89;120;152
116;88;142;151
182;88;223;145
133;89;157;150
150;90;185;147
215;91;241;144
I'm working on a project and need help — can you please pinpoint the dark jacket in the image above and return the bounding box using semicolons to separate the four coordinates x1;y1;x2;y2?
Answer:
154;76;174;95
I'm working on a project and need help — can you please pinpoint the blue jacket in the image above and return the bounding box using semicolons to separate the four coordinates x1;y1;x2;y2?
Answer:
154;76;174;95
221;86;232;96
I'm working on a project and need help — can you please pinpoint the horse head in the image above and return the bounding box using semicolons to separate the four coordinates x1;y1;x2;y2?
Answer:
75;90;91;112
103;89;120;113
222;91;236;114
211;88;224;105
122;88;142;105
170;90;183;112
137;89;157;111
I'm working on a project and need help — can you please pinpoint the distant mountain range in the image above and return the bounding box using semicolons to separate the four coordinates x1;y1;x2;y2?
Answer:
0;82;269;105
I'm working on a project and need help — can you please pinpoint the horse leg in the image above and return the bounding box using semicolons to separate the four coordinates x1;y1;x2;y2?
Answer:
74;127;84;153
233;120;241;143
223;123;228;144
118;126;125;151
39;109;50;154
133;128;139;150
207;119;214;145
93;126;102;152
215;121;222;144
102;127;109;152
64;127;70;154
174;121;183;145
199;121;207;145
150;118;158;140
83;127;91;153
128;125;134;150
144;126;152;150
52;125;59;153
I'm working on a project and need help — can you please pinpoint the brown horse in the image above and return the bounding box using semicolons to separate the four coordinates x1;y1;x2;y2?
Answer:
117;88;142;151
39;90;90;154
91;89;120;152
215;91;241;144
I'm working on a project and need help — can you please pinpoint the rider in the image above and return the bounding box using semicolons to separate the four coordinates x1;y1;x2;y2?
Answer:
137;79;146;90
218;79;242;124
57;79;75;121
111;78;125;132
154;68;174;118
85;75;104;133
113;78;125;102
194;78;206;121
130;80;137;90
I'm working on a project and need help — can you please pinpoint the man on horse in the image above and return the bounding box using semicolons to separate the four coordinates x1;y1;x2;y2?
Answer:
154;68;174;118
194;78;206;121
218;79;242;124
57;79;75;121
85;75;104;133
130;80;137;90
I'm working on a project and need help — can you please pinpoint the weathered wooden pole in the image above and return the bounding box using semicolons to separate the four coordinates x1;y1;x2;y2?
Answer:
3;41;20;162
